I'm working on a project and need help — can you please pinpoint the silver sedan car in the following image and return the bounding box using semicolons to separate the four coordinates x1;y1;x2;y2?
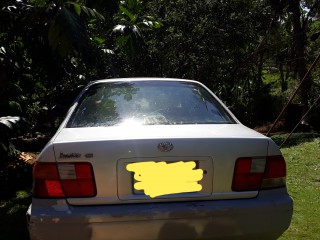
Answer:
27;78;293;240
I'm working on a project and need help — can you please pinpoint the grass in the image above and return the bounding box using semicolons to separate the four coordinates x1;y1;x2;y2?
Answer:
0;154;32;240
0;190;31;240
0;135;319;239
277;136;320;239
271;132;320;148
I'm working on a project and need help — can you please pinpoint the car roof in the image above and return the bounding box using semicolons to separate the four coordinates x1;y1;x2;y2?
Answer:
90;78;200;84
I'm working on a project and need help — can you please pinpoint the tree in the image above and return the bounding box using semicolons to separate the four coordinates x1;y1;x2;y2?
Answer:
0;0;162;166
136;0;278;125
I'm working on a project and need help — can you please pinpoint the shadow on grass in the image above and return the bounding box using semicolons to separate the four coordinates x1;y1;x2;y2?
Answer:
0;190;31;240
271;132;320;148
0;156;32;240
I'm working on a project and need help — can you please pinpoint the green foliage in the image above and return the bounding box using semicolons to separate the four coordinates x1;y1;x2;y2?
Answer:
0;117;27;163
66;2;105;21
46;2;105;58
0;0;115;131
1;0;320;138
112;0;162;59
48;7;84;57
113;0;278;126
0;0;162;162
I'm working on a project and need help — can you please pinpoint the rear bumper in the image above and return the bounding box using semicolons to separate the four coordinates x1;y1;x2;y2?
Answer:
27;188;293;240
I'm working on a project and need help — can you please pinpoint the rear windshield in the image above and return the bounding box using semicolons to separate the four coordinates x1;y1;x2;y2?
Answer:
66;81;236;127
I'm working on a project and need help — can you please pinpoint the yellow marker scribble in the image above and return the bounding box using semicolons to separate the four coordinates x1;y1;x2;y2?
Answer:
126;161;203;198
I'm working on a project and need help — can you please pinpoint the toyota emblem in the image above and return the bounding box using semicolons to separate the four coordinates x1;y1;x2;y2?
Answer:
158;142;174;152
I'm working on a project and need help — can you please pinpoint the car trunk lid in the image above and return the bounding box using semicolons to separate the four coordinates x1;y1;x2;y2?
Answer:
51;124;269;205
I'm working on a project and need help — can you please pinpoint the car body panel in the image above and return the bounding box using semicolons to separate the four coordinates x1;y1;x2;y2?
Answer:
27;188;293;240
53;124;262;142
47;124;271;205
27;78;293;239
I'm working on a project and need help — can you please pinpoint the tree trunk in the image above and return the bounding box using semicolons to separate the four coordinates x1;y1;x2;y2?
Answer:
279;62;287;92
256;52;264;92
289;0;310;114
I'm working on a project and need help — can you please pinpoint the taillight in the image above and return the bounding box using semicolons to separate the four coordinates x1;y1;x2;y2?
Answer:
261;155;286;189
232;155;286;191
33;162;96;198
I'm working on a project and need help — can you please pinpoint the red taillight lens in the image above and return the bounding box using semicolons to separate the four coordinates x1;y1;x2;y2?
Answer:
232;155;286;191
262;155;286;189
33;163;64;197
232;157;265;191
33;162;96;198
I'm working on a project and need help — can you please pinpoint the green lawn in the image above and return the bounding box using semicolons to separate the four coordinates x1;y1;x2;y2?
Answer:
278;137;320;239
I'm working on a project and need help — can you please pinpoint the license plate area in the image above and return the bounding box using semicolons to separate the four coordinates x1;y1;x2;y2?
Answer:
131;161;201;196
117;157;213;200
